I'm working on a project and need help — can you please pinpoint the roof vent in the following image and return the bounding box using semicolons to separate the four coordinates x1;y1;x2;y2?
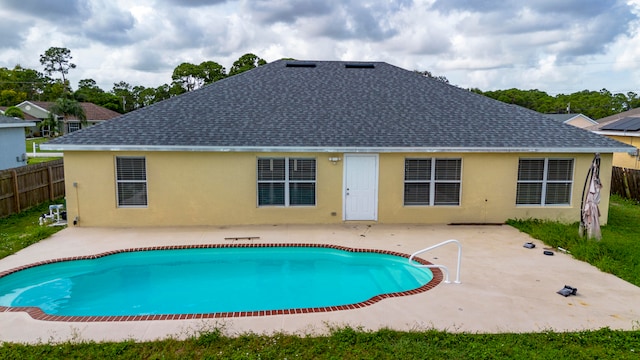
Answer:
285;62;317;68
344;63;375;69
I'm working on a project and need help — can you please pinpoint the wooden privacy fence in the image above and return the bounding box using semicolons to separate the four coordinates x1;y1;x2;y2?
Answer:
610;166;640;202
0;159;65;218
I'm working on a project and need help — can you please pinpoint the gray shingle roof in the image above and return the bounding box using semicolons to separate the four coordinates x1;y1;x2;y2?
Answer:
544;114;576;122
0;115;35;128
45;60;632;153
544;113;596;123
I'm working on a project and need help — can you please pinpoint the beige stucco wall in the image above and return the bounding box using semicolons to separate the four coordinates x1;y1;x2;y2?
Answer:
566;116;596;129
62;151;612;227
606;135;640;170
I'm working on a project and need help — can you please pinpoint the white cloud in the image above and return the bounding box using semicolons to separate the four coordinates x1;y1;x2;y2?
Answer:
0;0;638;95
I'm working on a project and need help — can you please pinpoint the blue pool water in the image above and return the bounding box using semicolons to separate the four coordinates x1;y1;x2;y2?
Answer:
0;246;434;316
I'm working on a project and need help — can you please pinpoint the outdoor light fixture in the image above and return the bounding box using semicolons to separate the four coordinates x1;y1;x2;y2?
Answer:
328;157;341;164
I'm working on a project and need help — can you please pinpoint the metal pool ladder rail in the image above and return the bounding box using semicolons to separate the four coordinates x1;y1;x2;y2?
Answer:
409;239;462;284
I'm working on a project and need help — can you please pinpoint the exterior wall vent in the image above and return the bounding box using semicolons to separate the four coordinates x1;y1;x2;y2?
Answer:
285;62;317;68
344;63;375;69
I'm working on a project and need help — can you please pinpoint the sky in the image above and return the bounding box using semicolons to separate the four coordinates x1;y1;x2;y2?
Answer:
1;0;640;95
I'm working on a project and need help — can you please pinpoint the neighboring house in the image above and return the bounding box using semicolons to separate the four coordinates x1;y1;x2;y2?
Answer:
0;106;39;136
43;60;633;227
14;100;121;137
544;113;598;129
589;109;640;169
0;115;35;170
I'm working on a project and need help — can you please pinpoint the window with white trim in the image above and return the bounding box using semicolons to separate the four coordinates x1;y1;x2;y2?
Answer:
41;125;50;137
516;158;573;205
257;158;316;206
116;157;147;207
404;158;461;206
68;122;81;133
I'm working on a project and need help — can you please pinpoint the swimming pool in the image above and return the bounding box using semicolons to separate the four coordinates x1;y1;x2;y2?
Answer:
0;244;441;321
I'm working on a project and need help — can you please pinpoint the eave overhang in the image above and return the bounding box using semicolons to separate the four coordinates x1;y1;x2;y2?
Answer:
40;144;635;154
593;130;640;138
0;121;36;129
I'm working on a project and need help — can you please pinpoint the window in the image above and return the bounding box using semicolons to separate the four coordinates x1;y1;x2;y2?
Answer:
68;122;81;133
404;158;461;206
41;125;50;137
116;157;147;207
258;158;316;206
516;158;573;205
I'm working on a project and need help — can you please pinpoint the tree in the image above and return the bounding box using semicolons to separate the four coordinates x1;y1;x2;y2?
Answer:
132;85;158;109
478;88;631;119
3;106;24;119
228;53;266;76
0;89;27;106
111;81;135;113
74;79;104;103
39;114;62;137
39;47;76;91
416;70;450;84
153;84;172;102
199;61;226;85
96;94;124;113
41;96;87;137
41;80;66;101
52;96;86;125
74;78;123;112
628;92;640;109
171;60;227;92
0;65;49;101
480;88;554;113
171;62;204;92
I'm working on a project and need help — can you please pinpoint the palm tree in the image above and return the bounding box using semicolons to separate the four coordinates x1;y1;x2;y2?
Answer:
43;96;87;136
39;113;62;137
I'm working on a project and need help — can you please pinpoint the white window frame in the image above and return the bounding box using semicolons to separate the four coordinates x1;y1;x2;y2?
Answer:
516;158;574;206
404;158;462;206
67;122;81;133
40;124;50;137
115;156;148;207
257;157;316;207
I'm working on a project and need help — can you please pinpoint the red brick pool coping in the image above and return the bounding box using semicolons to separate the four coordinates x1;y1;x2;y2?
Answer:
0;243;443;322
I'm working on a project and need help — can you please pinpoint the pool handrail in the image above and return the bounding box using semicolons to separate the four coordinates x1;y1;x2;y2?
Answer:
408;239;461;284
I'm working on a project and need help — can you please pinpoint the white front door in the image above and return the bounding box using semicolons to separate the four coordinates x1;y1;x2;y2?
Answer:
343;154;378;221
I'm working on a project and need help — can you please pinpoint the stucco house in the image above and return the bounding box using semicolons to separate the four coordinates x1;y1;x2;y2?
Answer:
0;115;35;170
15;100;121;137
544;113;597;129
43;60;633;227
589;109;640;170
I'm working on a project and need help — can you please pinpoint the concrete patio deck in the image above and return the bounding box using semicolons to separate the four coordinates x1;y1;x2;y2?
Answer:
1;224;639;344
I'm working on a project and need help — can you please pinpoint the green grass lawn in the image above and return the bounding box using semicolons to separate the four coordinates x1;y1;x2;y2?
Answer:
0;202;66;259
508;195;640;287
25;137;55;153
1;326;638;359
1;197;639;359
25;138;62;164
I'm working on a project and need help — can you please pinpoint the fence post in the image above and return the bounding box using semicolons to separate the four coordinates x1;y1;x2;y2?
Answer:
622;169;632;199
11;170;20;213
48;165;55;201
